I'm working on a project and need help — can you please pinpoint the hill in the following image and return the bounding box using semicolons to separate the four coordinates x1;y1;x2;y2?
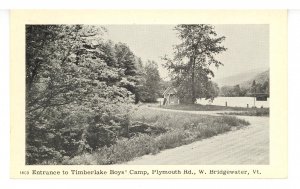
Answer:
240;70;269;88
214;69;269;88
217;69;269;97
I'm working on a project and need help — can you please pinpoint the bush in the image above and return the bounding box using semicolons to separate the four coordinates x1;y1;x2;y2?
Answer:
85;124;118;150
65;110;250;165
65;134;156;165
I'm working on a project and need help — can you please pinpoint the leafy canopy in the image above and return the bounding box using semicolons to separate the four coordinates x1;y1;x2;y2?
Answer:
26;25;144;164
164;24;226;104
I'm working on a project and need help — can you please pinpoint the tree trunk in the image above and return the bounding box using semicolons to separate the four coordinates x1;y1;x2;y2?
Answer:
191;57;196;104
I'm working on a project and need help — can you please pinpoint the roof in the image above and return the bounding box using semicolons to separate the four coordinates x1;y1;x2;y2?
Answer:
163;87;177;96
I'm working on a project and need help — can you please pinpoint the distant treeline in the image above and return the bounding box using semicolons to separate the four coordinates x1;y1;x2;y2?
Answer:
219;80;269;97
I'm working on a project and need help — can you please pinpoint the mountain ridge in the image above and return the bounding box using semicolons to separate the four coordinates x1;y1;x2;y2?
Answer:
214;68;269;87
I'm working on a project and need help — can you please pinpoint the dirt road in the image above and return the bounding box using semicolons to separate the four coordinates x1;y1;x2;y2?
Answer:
126;108;269;165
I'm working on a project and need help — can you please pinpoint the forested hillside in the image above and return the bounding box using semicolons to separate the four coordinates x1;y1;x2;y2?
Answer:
219;70;269;97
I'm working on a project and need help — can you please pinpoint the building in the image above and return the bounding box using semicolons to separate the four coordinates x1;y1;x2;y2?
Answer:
162;87;179;105
253;93;269;101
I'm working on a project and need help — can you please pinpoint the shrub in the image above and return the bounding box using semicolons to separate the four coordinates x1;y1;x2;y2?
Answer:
65;111;250;165
85;124;117;150
154;130;189;150
66;134;156;165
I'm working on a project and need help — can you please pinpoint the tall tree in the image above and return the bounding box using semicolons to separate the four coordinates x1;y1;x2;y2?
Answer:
232;84;242;96
114;42;141;103
139;60;161;102
164;24;226;104
250;80;257;95
262;79;269;95
205;81;220;99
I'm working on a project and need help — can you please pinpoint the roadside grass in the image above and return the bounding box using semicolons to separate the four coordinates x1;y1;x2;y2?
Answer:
151;103;269;116
155;103;251;111
65;107;250;165
217;108;269;117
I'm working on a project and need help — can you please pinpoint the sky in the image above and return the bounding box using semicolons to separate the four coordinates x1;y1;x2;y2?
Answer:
103;24;269;80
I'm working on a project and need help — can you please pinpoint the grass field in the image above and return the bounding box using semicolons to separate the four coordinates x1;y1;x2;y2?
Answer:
65;106;250;165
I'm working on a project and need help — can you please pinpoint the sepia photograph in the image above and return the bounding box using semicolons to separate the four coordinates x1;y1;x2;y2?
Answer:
25;24;269;165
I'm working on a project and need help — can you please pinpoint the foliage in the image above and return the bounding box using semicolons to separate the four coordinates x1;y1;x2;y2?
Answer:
250;79;269;95
164;24;226;104
139;61;161;102
65;107;249;165
220;79;269;97
26;25;143;164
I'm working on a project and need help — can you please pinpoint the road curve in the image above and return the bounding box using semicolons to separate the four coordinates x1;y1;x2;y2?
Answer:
126;108;269;165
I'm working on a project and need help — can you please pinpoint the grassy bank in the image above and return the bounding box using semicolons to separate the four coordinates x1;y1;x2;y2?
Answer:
218;108;269;117
155;104;269;116
156;103;251;111
64;107;250;165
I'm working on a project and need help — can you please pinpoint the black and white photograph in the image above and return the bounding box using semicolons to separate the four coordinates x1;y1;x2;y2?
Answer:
25;24;270;165
0;4;297;189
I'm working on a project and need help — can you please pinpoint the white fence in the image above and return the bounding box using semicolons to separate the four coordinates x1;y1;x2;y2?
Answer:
196;97;269;108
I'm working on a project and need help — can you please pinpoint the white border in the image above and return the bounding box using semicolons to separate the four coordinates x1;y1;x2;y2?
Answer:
0;1;299;9
0;8;299;189
0;9;10;181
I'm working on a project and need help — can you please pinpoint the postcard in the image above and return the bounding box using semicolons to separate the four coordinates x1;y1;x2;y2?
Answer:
10;10;287;178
